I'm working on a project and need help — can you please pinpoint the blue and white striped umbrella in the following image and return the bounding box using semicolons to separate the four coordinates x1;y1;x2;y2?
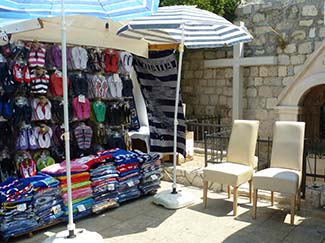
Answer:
117;5;253;49
118;6;253;204
0;0;159;21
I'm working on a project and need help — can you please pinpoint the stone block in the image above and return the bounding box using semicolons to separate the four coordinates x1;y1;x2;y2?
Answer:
209;95;218;106
258;86;273;97
284;44;296;54
243;5;252;14
278;66;287;77
207;79;215;87
302;5;318;16
199;79;207;86
250;66;259;77
294;64;304;74
255;26;271;35
246;87;257;97
259;66;268;77
266;98;278;109
298;42;313;54
200;95;209;105
263;77;282;86
290;55;306;65
222;87;232;96
282;77;292;86
299;19;313;27
184;70;194;79
256;109;268;120
254;77;263;86
272;86;284;97
204;51;216;59
319;27;325;38
204;87;215;95
216;51;226;58
278;54;290;65
287;65;295;76
183;86;193;93
255;49;265;55
224;68;233;78
203;70;214;79
253;13;265;23
194;70;203;79
291;30;306;40
219;95;227;105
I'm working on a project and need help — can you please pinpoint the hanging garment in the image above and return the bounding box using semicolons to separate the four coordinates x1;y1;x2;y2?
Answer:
119;51;133;74
71;47;88;70
50;70;69;97
70;73;88;97
34;125;53;149
28;46;46;68
74;123;93;150
87;48;103;72
30;69;50;94
72;96;91;120
101;49;119;73
31;97;52;121
92;101;106;123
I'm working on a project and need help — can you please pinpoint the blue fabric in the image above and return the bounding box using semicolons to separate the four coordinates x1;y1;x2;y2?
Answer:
0;0;159;26
22;172;59;189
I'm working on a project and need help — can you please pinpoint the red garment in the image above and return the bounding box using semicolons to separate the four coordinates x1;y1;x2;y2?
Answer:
102;49;119;73
50;71;69;96
57;172;90;184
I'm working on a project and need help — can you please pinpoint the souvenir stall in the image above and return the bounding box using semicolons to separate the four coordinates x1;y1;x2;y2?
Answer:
0;16;162;240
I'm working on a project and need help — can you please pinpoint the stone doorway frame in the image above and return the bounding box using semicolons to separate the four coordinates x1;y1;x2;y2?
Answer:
276;42;325;121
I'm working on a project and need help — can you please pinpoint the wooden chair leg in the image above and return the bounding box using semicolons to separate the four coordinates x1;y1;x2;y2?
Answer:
297;187;301;211
228;185;231;199
271;191;274;206
203;181;208;208
233;186;238;216
252;189;258;219
290;193;296;225
248;180;252;203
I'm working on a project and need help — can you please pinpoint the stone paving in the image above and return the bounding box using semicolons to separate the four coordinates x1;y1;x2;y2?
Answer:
11;181;325;243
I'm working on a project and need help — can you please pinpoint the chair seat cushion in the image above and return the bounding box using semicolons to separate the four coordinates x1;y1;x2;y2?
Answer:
253;167;300;194
203;162;253;186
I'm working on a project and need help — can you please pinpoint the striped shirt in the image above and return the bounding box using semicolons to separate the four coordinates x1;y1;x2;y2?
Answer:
28;47;46;68
30;70;49;94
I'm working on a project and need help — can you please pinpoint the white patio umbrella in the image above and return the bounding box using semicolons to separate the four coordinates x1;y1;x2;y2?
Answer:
0;0;159;242
117;5;253;209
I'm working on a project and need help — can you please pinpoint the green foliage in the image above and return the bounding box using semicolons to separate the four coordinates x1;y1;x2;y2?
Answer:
159;0;241;22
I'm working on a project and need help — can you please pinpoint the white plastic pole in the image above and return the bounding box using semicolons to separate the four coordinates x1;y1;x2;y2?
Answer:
172;24;185;194
61;0;75;238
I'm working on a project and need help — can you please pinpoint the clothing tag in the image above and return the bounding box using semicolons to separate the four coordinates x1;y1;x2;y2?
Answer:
78;94;86;103
77;204;86;212
52;204;61;215
113;74;119;81
107;184;115;191
151;174;158;180
127;181;134;187
17;203;27;212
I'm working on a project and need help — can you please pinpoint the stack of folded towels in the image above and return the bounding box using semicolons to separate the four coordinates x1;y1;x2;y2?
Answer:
74;153;119;214
103;148;141;203
134;150;162;195
41;160;93;220
0;177;38;239
27;173;63;225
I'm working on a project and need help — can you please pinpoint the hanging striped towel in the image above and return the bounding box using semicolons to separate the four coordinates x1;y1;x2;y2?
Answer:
133;50;186;156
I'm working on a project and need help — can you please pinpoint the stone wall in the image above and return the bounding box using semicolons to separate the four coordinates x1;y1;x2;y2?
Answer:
181;0;324;138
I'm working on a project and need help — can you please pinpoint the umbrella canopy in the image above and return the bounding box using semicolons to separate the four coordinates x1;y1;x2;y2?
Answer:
0;0;159;21
117;5;253;206
117;5;253;48
7;15;148;58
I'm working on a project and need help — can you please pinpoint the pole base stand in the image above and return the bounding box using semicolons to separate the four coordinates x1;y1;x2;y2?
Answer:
42;229;103;243
153;189;194;209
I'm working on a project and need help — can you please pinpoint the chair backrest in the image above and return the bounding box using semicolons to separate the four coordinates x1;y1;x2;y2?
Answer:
227;120;259;167
270;121;305;171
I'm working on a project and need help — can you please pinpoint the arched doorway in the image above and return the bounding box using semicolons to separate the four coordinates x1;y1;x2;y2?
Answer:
300;84;325;140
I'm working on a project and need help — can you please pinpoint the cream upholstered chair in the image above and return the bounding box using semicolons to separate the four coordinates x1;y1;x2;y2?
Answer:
203;120;259;216
252;121;305;225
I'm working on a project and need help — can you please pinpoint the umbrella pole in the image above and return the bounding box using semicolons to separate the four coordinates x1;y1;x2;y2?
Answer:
61;0;75;238
172;24;185;194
